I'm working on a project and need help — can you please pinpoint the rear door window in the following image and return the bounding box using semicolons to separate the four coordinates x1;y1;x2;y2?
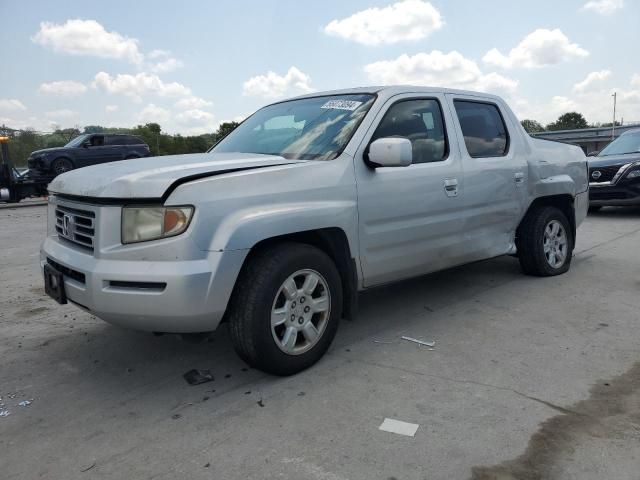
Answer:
454;101;509;157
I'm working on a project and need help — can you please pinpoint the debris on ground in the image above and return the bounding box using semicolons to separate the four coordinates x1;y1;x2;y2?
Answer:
401;336;435;348
257;399;265;407
0;409;10;417
18;400;32;407
373;340;394;344
183;369;214;386
379;418;420;437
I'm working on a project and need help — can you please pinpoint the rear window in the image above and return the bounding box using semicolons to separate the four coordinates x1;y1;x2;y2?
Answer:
454;100;509;158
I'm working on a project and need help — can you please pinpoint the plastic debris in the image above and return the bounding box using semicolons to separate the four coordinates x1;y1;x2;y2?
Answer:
18;400;32;407
373;340;394;344
401;336;435;347
183;369;214;385
0;410;10;417
379;418;420;437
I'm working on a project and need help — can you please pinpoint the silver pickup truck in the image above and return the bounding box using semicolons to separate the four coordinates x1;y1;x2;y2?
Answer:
41;86;589;375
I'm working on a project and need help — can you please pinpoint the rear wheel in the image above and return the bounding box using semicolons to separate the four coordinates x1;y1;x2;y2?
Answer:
51;158;73;176
228;243;342;376
517;206;573;276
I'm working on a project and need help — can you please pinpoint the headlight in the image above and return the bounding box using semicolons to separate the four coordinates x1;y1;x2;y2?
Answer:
626;169;640;179
121;206;194;244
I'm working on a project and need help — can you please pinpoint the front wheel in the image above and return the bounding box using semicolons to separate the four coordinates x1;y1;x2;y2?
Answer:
228;243;343;376
51;158;74;176
517;206;573;276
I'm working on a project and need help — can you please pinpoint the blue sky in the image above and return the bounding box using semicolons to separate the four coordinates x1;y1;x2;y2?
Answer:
0;0;638;134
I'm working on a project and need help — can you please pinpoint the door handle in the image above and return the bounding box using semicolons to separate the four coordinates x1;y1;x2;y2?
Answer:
514;172;525;186
443;178;458;197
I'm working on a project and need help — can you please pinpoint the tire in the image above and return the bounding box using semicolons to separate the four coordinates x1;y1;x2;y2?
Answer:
517;206;573;277
588;206;602;213
51;158;74;176
228;242;343;376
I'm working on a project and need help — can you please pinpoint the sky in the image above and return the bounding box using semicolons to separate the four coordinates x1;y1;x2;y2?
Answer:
0;0;638;135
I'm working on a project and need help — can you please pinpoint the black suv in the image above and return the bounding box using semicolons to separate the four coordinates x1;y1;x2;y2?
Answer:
27;134;151;177
588;129;640;211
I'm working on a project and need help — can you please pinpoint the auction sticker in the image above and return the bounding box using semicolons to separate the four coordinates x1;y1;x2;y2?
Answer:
321;100;363;111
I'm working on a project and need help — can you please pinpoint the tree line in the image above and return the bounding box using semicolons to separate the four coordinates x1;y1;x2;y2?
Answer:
0;122;240;167
520;112;621;134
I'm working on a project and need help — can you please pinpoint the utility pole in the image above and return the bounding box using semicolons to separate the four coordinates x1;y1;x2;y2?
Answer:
611;92;617;140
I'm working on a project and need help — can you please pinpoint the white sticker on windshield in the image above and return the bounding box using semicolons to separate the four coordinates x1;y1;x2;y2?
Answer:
321;100;363;111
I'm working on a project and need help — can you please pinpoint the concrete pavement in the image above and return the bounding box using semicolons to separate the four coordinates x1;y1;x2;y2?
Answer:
1;206;639;479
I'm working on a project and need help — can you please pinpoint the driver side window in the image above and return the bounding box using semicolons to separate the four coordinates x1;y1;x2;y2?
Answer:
371;99;448;164
90;135;105;147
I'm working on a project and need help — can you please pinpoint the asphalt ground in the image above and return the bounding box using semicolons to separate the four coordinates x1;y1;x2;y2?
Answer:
1;205;639;480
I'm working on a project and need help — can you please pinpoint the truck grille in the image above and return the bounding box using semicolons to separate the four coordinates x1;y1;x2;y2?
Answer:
589;164;625;183
55;205;96;251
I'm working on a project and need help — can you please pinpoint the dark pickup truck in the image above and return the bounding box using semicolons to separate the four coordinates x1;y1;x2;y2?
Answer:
28;133;151;177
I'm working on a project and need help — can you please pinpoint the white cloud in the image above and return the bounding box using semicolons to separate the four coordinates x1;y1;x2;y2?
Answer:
365;50;479;87
581;0;624;14
174;96;213;109
45;109;77;119
32;19;143;64
631;73;640;88
92;72;191;102
174;109;217;135
105;105;119;113
483;28;589;69
364;51;519;97
148;49;170;59
138;104;170;123
573;70;611;93
150;57;183;74
0;99;27;112
38;80;87;97
242;66;314;98
324;0;443;46
474;72;519;95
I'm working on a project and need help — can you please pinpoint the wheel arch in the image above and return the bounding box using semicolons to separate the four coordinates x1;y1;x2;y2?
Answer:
518;194;576;247
232;228;358;322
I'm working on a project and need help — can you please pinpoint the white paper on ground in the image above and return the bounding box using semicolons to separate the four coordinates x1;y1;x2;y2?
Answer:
378;418;419;437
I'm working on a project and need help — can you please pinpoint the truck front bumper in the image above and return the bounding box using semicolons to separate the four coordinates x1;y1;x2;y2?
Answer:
40;236;247;333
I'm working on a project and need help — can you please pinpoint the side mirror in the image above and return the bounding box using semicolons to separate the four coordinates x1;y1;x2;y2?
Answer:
368;137;412;168
587;150;600;157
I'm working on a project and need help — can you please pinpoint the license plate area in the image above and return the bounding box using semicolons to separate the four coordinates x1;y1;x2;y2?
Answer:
44;264;67;304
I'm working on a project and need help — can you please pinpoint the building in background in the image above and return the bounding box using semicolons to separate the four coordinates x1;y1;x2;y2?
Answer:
532;123;640;155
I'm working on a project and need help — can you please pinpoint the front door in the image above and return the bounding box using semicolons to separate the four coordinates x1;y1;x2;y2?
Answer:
354;94;466;287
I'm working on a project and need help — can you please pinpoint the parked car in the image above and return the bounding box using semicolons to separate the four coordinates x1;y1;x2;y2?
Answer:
587;129;640;211
28;134;150;177
41;86;589;375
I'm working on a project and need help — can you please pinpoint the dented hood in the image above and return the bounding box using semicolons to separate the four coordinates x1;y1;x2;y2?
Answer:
48;152;303;199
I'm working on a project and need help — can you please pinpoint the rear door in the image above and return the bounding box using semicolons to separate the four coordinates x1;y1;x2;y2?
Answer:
354;94;467;287
446;95;527;260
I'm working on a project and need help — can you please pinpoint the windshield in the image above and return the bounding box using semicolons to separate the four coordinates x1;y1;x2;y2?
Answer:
65;134;89;148
599;131;640;156
212;94;376;160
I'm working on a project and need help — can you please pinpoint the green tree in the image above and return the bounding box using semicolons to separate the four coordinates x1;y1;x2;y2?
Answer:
520;119;545;134
213;121;240;143
546;112;589;131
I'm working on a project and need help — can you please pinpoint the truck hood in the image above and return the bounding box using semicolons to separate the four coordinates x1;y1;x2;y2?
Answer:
30;147;69;157
589;153;640;168
48;152;306;200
